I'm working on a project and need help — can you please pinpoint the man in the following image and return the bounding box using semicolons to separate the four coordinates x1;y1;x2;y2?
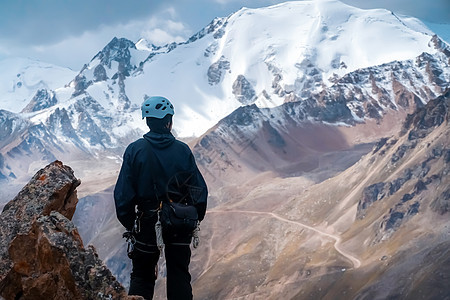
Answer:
114;96;208;299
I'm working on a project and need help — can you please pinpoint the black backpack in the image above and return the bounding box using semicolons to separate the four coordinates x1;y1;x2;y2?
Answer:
159;171;201;235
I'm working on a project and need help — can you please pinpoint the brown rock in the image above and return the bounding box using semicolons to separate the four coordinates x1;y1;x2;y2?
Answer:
0;161;141;300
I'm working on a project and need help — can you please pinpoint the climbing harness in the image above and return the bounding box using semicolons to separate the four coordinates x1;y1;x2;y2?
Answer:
123;231;136;259
155;209;165;253
192;223;200;249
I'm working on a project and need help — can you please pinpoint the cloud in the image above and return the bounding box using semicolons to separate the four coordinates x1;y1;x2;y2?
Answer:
23;26;120;69
165;6;178;19
166;19;187;32
0;5;191;70
1;0;448;71
141;28;186;45
0;0;164;46
127;7;191;46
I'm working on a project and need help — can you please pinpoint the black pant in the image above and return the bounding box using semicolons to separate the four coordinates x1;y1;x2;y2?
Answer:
128;244;193;300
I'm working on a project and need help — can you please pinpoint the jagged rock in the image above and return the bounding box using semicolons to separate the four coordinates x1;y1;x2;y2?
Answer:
357;182;387;219
207;56;230;85
70;96;113;147
308;95;354;124
72;74;91;97
271;73;285;97
117;75;131;111
204;42;218;57
94;37;136;70
6;123;58;161
21;89;58;113
315;44;449;127
378;200;420;238
232;75;256;105
77;111;111;147
94;65;108;82
223;104;261;127
401;88;449;136
367;87;449;241
372;137;388;154
0;161;139;300
357;158;436;220
46;108;80;144
188;17;226;43
72;37;135;98
0;110;28;148
430;188;450;215
390;141;417;164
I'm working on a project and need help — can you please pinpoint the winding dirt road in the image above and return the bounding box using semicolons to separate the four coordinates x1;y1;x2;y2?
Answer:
203;209;361;271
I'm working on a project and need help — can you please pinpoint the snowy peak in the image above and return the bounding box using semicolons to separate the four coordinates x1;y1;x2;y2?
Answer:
116;0;443;136
73;37;142;97
21;89;58;113
186;17;228;43
430;34;450;54
0;58;76;113
91;37;137;70
218;0;436;85
0;0;449;187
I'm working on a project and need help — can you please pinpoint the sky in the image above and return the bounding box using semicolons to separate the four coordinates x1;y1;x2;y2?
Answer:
0;0;449;71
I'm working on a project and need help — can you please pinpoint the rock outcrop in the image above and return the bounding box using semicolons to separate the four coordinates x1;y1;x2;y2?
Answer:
21;89;58;113
356;88;450;243
0;161;138;300
207;55;230;85
232;75;257;105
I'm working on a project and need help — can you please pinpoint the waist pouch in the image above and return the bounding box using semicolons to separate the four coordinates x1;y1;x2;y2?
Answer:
160;202;198;237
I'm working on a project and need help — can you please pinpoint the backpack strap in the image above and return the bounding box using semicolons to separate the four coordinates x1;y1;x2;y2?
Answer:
143;139;165;206
144;139;165;252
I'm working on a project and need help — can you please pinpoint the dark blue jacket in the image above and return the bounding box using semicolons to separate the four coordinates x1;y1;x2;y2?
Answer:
114;131;208;231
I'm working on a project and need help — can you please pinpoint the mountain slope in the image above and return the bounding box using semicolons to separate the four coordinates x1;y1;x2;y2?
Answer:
70;0;448;137
0;57;76;113
1;0;449;195
0;2;449;296
189;88;449;299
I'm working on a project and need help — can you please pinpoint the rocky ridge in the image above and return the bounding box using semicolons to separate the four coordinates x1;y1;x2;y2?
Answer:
186;88;450;299
358;89;450;243
1;3;450;189
0;161;137;300
192;36;450;186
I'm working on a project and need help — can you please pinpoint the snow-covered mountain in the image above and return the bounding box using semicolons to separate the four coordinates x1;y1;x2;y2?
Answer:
0;57;77;113
187;88;450;300
1;0;449;192
67;0;447;137
1;1;449;296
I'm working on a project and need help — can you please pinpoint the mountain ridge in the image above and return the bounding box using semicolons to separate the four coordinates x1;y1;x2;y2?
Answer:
1;0;449;220
187;88;449;299
0;1;447;297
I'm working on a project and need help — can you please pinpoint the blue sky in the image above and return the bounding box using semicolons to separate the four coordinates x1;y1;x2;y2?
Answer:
0;0;449;70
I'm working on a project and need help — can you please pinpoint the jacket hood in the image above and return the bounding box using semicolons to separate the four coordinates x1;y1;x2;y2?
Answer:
143;131;175;149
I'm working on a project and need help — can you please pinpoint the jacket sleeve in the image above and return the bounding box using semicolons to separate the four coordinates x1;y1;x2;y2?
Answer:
190;153;208;221
114;146;136;231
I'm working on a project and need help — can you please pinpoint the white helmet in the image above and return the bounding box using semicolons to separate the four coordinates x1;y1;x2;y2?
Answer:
141;96;174;119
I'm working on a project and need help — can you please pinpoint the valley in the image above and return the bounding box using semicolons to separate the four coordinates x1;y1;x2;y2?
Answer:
0;1;449;299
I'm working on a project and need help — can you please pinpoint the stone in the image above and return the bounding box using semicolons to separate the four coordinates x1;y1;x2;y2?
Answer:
232;75;256;105
207;56;230;85
0;161;141;299
430;188;450;215
21;89;58;113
